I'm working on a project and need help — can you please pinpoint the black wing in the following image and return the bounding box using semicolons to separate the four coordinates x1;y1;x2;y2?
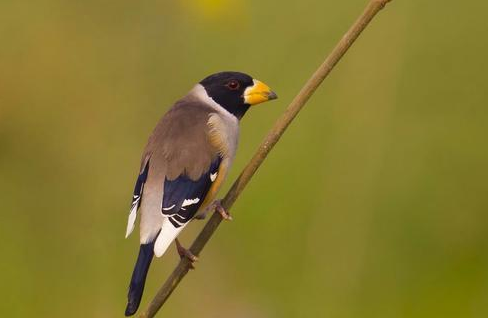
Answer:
161;156;221;228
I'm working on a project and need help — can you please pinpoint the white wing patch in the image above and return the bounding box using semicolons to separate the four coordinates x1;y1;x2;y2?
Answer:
182;198;200;207
162;204;176;211
125;195;140;238
210;172;218;182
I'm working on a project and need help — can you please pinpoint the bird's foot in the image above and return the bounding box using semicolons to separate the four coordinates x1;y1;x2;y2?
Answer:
194;200;232;221
214;200;232;221
175;239;198;269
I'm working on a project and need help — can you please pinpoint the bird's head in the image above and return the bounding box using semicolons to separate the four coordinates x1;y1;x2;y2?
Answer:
199;71;277;119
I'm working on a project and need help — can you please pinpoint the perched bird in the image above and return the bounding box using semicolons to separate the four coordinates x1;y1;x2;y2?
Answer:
124;71;277;316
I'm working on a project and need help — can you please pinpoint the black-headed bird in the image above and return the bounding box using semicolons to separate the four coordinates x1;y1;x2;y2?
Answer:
124;71;277;316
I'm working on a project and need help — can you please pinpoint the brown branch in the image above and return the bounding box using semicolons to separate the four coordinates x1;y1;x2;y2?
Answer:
138;0;394;317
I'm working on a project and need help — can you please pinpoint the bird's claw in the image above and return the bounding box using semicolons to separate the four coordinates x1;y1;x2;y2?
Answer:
215;200;232;221
194;200;232;221
175;239;198;269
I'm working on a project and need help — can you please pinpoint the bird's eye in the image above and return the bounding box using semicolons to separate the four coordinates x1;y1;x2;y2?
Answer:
226;80;240;90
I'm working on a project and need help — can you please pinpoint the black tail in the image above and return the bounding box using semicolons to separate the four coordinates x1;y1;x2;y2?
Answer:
125;242;154;316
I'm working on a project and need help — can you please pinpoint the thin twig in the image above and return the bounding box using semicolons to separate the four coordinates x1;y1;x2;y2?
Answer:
138;0;393;317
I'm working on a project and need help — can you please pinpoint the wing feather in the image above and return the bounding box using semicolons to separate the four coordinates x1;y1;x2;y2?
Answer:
125;160;150;238
161;156;222;227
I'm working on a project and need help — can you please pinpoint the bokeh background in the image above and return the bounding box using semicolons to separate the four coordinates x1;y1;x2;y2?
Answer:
1;0;487;317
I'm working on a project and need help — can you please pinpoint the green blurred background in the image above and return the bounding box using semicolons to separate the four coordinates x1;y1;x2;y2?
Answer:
1;0;487;317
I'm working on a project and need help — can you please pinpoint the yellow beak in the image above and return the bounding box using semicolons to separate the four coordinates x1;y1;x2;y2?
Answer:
243;80;278;105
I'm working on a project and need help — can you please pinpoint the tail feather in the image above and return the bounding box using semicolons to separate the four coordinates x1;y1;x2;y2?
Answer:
125;242;154;316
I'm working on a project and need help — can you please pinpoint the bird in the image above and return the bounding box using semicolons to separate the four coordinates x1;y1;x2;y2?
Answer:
124;71;277;316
